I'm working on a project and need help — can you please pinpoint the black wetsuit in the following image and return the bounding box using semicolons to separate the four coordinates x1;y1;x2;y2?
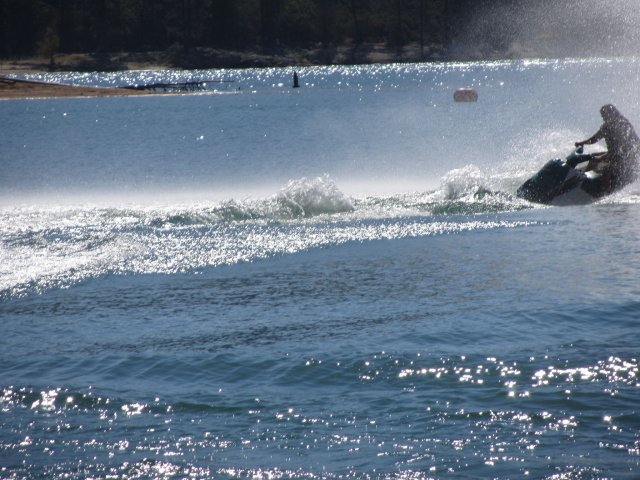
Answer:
598;115;640;188
577;112;640;196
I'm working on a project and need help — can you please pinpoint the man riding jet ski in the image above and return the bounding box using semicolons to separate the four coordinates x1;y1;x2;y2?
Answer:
517;104;640;204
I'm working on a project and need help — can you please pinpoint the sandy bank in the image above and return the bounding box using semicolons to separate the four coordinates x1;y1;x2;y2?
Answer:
0;76;152;99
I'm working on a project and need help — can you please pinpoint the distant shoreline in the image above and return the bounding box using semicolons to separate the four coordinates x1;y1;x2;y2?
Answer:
0;43;447;100
0;43;619;100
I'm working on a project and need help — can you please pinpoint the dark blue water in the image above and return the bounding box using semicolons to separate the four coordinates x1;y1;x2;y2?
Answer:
2;60;640;479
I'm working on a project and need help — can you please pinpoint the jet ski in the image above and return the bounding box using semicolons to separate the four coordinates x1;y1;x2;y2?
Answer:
516;147;611;205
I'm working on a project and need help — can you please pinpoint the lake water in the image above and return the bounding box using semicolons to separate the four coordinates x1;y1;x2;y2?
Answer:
1;58;640;479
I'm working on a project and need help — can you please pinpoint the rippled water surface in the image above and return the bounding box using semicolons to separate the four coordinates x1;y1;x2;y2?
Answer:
2;59;640;479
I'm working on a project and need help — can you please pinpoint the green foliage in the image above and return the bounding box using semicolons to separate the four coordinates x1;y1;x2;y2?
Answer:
37;24;60;65
0;0;466;58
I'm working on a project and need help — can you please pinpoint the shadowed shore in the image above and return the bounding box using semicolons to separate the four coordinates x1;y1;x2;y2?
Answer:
0;43;446;74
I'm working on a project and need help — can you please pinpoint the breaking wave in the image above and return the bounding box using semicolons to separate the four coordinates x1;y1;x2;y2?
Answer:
9;166;640;299
0;173;541;299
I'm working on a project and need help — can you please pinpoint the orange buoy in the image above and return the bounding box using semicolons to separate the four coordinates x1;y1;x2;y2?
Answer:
453;87;478;102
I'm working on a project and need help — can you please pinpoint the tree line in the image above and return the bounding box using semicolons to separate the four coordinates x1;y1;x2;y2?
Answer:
1;0;490;59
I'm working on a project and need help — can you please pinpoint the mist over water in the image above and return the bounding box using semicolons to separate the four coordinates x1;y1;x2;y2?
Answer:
451;0;640;59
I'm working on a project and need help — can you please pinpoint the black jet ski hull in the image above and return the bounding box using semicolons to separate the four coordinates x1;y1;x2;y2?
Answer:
516;150;609;205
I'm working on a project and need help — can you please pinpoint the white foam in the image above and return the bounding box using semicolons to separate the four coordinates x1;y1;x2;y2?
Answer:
274;174;354;218
440;165;488;200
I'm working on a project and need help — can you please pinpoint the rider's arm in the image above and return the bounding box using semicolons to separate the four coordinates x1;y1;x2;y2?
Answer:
575;127;604;147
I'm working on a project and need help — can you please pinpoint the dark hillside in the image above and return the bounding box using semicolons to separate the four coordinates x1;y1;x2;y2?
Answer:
1;0;638;69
